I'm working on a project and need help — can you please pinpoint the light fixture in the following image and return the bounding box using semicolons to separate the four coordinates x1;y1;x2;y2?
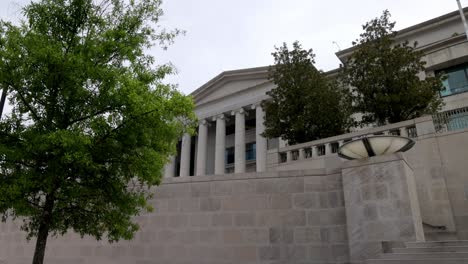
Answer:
338;135;415;160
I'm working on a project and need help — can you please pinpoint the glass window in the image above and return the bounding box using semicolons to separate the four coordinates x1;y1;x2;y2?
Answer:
225;147;234;164
437;64;468;96
225;143;257;165
246;142;256;161
448;112;468;131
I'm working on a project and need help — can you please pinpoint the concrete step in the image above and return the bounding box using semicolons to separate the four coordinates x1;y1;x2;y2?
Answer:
378;252;468;259
366;259;468;264
393;246;468;253
406;240;468;248
424;231;458;241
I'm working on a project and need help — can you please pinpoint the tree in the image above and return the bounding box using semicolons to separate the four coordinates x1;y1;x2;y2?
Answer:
342;10;444;126
0;1;196;263
262;41;354;145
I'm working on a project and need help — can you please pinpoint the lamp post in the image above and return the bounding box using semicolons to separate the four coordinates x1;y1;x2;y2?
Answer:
337;135;415;160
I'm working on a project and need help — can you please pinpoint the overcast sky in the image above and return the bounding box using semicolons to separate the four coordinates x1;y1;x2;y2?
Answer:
0;0;465;94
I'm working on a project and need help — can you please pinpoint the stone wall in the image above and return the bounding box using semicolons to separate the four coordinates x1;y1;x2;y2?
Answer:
0;170;349;264
435;128;468;239
342;154;424;263
268;117;468;240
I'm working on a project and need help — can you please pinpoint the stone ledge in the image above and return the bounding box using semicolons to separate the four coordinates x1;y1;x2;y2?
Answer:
341;153;413;171
161;169;330;185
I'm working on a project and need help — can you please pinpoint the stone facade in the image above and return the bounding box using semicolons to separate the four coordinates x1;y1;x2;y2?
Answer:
165;8;468;179
3;8;468;264
1;170;350;264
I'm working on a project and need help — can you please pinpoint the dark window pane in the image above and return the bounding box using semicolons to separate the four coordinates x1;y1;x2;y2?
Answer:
225;147;234;164
246;142;256;161
438;64;468;96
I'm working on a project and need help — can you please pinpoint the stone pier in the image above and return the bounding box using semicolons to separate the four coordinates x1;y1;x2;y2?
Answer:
342;153;424;264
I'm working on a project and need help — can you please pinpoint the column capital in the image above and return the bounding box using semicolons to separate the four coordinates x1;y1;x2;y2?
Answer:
199;119;207;126
212;114;225;121
251;103;262;110
231;107;245;116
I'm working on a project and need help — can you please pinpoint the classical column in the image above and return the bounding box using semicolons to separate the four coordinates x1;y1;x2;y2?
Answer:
196;120;208;176
179;133;191;177
253;104;267;172
213;114;226;175
164;155;175;178
232;108;246;173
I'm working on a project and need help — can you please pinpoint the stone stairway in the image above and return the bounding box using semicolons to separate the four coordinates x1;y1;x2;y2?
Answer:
366;241;468;264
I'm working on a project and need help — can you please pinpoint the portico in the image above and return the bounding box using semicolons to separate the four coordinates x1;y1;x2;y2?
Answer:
164;66;274;177
165;103;269;177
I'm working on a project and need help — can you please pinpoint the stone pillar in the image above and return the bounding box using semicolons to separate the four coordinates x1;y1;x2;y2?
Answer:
232;108;246;173
399;127;409;137
298;148;305;160
325;143;332;155
415;115;435;136
179;133;191;177
312;146;318;157
253;104;267;172
196;120;208;176
279;137;287;148
213;114;226;175
342;153;424;264
164;155;175;178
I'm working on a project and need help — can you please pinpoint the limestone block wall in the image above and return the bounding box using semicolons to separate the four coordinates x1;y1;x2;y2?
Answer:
435;128;468;239
342;154;424;263
404;135;457;232
0;170;349;264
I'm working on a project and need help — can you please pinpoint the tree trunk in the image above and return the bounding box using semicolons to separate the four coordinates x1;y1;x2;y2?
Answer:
32;196;54;264
0;87;8;119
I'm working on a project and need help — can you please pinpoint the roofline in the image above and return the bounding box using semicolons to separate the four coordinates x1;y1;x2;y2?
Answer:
335;7;468;60
190;65;270;98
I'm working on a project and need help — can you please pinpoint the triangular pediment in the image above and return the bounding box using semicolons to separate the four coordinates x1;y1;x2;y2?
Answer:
191;66;270;106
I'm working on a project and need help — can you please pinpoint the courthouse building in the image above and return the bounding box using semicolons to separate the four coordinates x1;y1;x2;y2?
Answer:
3;7;468;264
164;7;468;178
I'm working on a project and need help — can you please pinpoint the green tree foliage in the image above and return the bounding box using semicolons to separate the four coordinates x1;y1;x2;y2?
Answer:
262;41;354;145
342;10;444;126
0;1;196;263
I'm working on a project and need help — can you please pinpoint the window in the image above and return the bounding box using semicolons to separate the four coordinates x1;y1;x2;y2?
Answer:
437;64;468;96
447;111;468;131
225;147;234;164
246;142;256;161
225;142;256;165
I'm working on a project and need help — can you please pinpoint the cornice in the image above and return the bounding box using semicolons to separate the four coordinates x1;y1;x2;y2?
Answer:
336;7;468;62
